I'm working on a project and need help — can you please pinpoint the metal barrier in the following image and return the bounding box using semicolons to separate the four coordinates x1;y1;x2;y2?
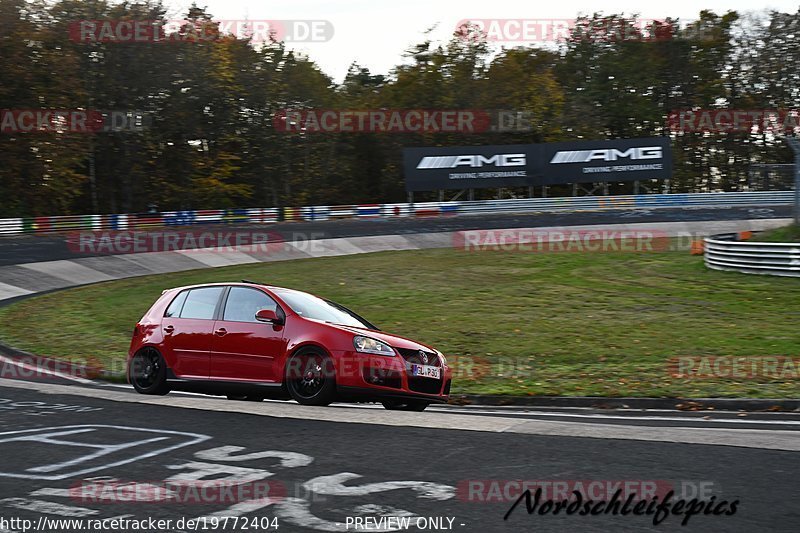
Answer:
0;191;793;236
448;191;792;215
704;232;800;277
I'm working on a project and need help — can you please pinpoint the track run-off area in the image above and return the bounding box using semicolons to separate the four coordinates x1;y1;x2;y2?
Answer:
0;372;798;532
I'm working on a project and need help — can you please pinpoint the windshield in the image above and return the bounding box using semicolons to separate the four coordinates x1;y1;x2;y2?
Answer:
272;289;376;329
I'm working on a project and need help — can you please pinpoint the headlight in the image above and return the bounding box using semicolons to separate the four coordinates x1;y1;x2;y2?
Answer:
353;335;395;356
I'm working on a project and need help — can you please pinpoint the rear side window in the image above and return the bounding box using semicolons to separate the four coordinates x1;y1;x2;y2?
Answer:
164;290;188;318
223;287;278;323
179;287;224;320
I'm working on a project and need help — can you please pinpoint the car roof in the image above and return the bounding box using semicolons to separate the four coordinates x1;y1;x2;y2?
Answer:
163;281;282;294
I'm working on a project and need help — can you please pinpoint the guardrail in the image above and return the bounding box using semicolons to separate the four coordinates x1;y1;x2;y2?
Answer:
0;191;793;236
704;232;800;277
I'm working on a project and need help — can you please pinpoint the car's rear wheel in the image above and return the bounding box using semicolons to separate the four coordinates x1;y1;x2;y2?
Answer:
129;347;170;395
382;400;430;412
284;348;336;406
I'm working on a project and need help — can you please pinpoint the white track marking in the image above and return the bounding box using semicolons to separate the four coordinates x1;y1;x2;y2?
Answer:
274;498;419;532
195;446;313;467
0;355;93;385
29;488;72;498
27;436;170;474
165;461;273;483
423;408;800;426
197;498;276;520
0;497;98;517
96;382;800;425
2;379;798;451
0;281;32;301
304;473;454;500
0;425;210;480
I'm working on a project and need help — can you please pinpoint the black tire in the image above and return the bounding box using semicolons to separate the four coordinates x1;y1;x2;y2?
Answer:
129;347;170;396
382;400;430;412
284;348;336;406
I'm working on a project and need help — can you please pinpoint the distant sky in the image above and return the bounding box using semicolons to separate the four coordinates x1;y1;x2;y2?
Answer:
163;0;798;81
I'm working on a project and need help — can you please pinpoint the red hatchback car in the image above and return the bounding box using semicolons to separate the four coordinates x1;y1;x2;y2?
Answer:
127;281;452;411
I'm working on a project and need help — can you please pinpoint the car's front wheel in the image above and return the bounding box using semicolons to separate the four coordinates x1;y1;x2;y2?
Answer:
284;348;336;406
129;347;170;395
382;400;429;412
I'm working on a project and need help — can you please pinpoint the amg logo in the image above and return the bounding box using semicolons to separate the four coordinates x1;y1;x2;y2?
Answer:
550;146;662;164
417;153;526;169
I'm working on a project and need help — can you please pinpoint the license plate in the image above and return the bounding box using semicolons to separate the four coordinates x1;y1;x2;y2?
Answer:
411;364;441;379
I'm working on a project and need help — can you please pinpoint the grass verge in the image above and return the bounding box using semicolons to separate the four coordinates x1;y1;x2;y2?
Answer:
751;224;800;242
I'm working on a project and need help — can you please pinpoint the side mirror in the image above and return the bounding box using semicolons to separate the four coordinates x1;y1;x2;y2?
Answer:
255;309;283;325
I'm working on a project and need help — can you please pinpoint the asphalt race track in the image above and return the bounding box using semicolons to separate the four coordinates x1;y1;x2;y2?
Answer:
0;372;797;533
0;204;790;266
0;205;797;532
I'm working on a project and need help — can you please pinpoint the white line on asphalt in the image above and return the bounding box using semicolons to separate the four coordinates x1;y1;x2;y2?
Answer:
2;378;799;451
0;355;93;385
423;408;800;426
436;403;798;414
29;488;70;498
96;381;800;425
98;382;208;396
0;425;211;480
0;498;98;517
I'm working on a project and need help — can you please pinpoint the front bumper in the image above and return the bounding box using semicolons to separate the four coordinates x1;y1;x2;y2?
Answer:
333;350;452;402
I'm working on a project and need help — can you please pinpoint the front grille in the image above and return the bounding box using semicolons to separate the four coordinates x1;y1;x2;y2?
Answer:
395;347;441;367
397;347;444;394
408;377;443;395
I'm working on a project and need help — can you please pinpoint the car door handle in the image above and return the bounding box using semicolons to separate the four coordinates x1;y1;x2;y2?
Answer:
163;325;174;334
215;328;227;336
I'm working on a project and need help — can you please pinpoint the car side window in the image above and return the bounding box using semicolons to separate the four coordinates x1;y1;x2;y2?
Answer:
223;287;278;323
164;290;188;318
179;287;224;320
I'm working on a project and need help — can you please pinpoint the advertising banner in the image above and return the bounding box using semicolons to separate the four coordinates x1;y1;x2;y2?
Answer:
403;137;672;191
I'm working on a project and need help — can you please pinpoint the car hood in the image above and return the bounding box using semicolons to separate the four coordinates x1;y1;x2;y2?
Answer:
329;324;437;353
